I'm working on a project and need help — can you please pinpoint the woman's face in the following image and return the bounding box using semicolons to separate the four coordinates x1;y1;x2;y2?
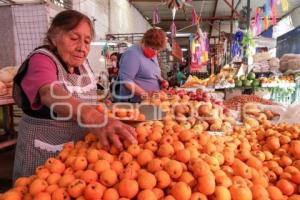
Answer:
53;20;92;68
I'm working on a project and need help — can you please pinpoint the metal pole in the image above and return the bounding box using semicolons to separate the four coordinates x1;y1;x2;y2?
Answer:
246;0;251;29
230;0;234;60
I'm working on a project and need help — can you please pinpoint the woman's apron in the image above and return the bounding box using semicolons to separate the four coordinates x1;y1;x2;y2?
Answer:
13;48;97;181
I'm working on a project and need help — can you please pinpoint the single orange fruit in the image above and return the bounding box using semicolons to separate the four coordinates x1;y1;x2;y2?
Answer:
118;179;139;199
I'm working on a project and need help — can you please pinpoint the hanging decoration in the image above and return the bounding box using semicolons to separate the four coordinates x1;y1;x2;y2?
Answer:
270;0;277;25
253;8;262;35
264;16;270;29
242;31;255;57
101;42;110;59
264;0;272;17
191;8;199;25
152;6;160;25
170;21;177;38
281;0;289;12
231;31;244;58
189;28;209;72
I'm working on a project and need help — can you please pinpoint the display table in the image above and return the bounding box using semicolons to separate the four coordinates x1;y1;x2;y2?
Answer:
0;97;17;149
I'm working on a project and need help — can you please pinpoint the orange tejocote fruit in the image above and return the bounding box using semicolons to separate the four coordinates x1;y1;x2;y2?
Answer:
118;179;139;199
179;171;196;188
175;149;191;163
67;179;86;198
1;190;22;200
267;185;283;200
100;169;118;187
80;170;98;184
157;143;175;157
15;177;32;187
164;160;183;179
46;173;61;185
178;129;194;142
137;189;157;200
138;171;157;190
58;174;76;188
29;178;48;196
87;149;101;163
197;171;216;195
137;149;154;166
52;188;71;200
102;188;119;200
93;159;110;174
190;192;208;200
211;186;231;200
84;182;106;200
251;184;269;200
72;156;88;171
170;182;192;200
127;144;141;157
32;192;51;200
276;179;295;196
229;184;252;200
45;158;66;174
155;170;171;189
147;158;163;173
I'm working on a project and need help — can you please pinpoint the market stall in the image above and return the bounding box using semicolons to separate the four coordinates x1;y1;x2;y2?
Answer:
2;0;300;199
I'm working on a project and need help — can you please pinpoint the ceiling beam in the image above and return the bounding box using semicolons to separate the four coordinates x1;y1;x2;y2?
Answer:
156;16;237;22
234;0;242;10
209;0;218;38
223;0;241;18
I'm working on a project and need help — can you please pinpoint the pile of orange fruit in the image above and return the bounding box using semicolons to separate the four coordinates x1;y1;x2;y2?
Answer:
2;120;300;200
96;105;146;121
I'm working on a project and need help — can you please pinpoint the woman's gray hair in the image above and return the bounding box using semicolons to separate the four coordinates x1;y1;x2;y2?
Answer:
45;10;95;49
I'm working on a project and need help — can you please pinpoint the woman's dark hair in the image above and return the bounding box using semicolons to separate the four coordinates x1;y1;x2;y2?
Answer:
45;10;95;49
110;52;119;59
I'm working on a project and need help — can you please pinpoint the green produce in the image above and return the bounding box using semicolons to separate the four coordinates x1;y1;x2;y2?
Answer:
247;72;256;80
235;80;243;87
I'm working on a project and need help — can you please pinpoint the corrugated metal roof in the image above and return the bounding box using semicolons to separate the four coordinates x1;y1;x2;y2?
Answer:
130;0;300;35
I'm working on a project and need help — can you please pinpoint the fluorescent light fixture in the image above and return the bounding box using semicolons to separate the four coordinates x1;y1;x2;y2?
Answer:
91;42;118;46
99;57;105;62
181;48;188;51
166;32;191;37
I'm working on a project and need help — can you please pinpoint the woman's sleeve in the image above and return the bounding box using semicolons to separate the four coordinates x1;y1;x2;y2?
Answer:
119;50;140;82
21;53;58;110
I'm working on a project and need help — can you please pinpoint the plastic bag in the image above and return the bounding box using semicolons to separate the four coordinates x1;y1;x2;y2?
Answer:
257;103;300;124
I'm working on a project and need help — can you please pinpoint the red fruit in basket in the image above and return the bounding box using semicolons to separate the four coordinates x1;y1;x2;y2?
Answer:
202;92;209;98
196;94;203;101
161;80;169;89
203;97;210;102
223;108;229;114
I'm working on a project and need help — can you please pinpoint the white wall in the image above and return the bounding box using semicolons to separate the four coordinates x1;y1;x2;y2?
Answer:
73;0;109;40
110;0;151;34
291;7;300;27
73;0;151;40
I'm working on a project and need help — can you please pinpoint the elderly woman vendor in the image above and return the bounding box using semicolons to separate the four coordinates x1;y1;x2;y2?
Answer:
12;10;136;180
118;28;168;102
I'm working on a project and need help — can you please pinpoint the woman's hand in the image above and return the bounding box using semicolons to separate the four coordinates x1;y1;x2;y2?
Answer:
91;117;137;151
39;84;137;151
